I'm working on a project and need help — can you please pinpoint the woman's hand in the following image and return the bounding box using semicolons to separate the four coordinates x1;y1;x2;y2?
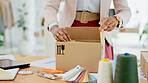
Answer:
99;16;119;32
50;25;71;42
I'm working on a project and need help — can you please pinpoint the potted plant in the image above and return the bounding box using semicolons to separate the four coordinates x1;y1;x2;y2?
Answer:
140;23;148;48
17;3;34;54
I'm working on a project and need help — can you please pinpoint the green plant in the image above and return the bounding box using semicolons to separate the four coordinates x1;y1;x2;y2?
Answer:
0;32;4;46
0;32;4;36
140;23;148;40
0;40;4;46
139;23;148;48
16;3;28;40
140;30;147;40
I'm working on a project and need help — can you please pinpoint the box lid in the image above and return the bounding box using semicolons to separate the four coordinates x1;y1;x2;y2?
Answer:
65;27;101;41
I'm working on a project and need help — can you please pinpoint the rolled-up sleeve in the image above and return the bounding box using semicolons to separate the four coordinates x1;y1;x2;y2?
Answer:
113;0;132;28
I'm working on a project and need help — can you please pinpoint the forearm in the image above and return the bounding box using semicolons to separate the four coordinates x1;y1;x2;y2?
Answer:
114;0;132;28
44;0;61;29
116;10;131;28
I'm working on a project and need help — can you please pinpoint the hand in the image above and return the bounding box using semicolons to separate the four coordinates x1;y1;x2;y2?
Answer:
99;16;119;32
50;25;71;42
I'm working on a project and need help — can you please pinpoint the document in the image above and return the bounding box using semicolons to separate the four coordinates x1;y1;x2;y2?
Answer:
30;56;56;69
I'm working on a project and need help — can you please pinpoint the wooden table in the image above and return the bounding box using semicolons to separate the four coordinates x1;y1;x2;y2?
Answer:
0;55;147;83
0;55;67;83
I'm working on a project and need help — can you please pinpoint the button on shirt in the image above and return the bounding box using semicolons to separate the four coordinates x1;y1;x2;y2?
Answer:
49;0;100;30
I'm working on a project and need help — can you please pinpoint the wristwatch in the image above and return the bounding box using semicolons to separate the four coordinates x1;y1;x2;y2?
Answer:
114;15;122;24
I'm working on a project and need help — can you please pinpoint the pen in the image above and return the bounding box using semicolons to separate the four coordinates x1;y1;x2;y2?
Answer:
42;69;64;74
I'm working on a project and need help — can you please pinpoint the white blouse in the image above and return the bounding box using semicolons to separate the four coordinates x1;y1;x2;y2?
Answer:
77;0;100;13
49;0;100;30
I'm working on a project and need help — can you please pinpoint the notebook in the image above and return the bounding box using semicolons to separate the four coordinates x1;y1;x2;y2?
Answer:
0;68;19;80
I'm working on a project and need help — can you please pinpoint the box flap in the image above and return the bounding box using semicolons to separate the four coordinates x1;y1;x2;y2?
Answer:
65;27;100;40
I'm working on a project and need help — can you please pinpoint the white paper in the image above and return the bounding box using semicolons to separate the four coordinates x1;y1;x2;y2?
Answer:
62;65;83;81
30;56;56;69
0;68;19;80
0;55;16;60
68;68;83;81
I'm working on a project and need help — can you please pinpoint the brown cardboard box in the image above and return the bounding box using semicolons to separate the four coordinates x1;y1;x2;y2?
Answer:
56;27;105;72
141;51;148;80
140;79;148;83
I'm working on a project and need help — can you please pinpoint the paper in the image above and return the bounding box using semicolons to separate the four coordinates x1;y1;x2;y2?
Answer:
138;66;147;80
0;68;19;80
62;65;83;81
62;65;97;82
68;68;83;81
30;56;56;69
0;55;16;60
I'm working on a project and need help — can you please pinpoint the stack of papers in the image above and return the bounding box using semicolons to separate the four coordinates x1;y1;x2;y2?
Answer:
62;65;97;82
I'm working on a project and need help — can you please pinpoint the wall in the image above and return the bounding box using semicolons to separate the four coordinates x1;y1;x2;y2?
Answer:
35;0;46;32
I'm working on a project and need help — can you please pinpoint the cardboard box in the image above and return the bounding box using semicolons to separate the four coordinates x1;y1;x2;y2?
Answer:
141;51;148;80
140;79;148;83
56;27;105;72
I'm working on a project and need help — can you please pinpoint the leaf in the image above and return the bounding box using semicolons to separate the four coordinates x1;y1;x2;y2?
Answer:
18;9;22;12
22;3;26;7
17;20;21;24
0;32;4;36
139;30;147;40
0;40;4;46
23;27;27;32
143;30;147;34
0;40;4;43
24;12;28;15
18;24;22;28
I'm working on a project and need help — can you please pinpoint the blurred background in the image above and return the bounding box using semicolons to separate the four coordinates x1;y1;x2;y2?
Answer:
0;0;148;60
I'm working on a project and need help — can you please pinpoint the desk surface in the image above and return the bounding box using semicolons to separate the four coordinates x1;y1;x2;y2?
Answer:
0;55;147;83
0;55;67;83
